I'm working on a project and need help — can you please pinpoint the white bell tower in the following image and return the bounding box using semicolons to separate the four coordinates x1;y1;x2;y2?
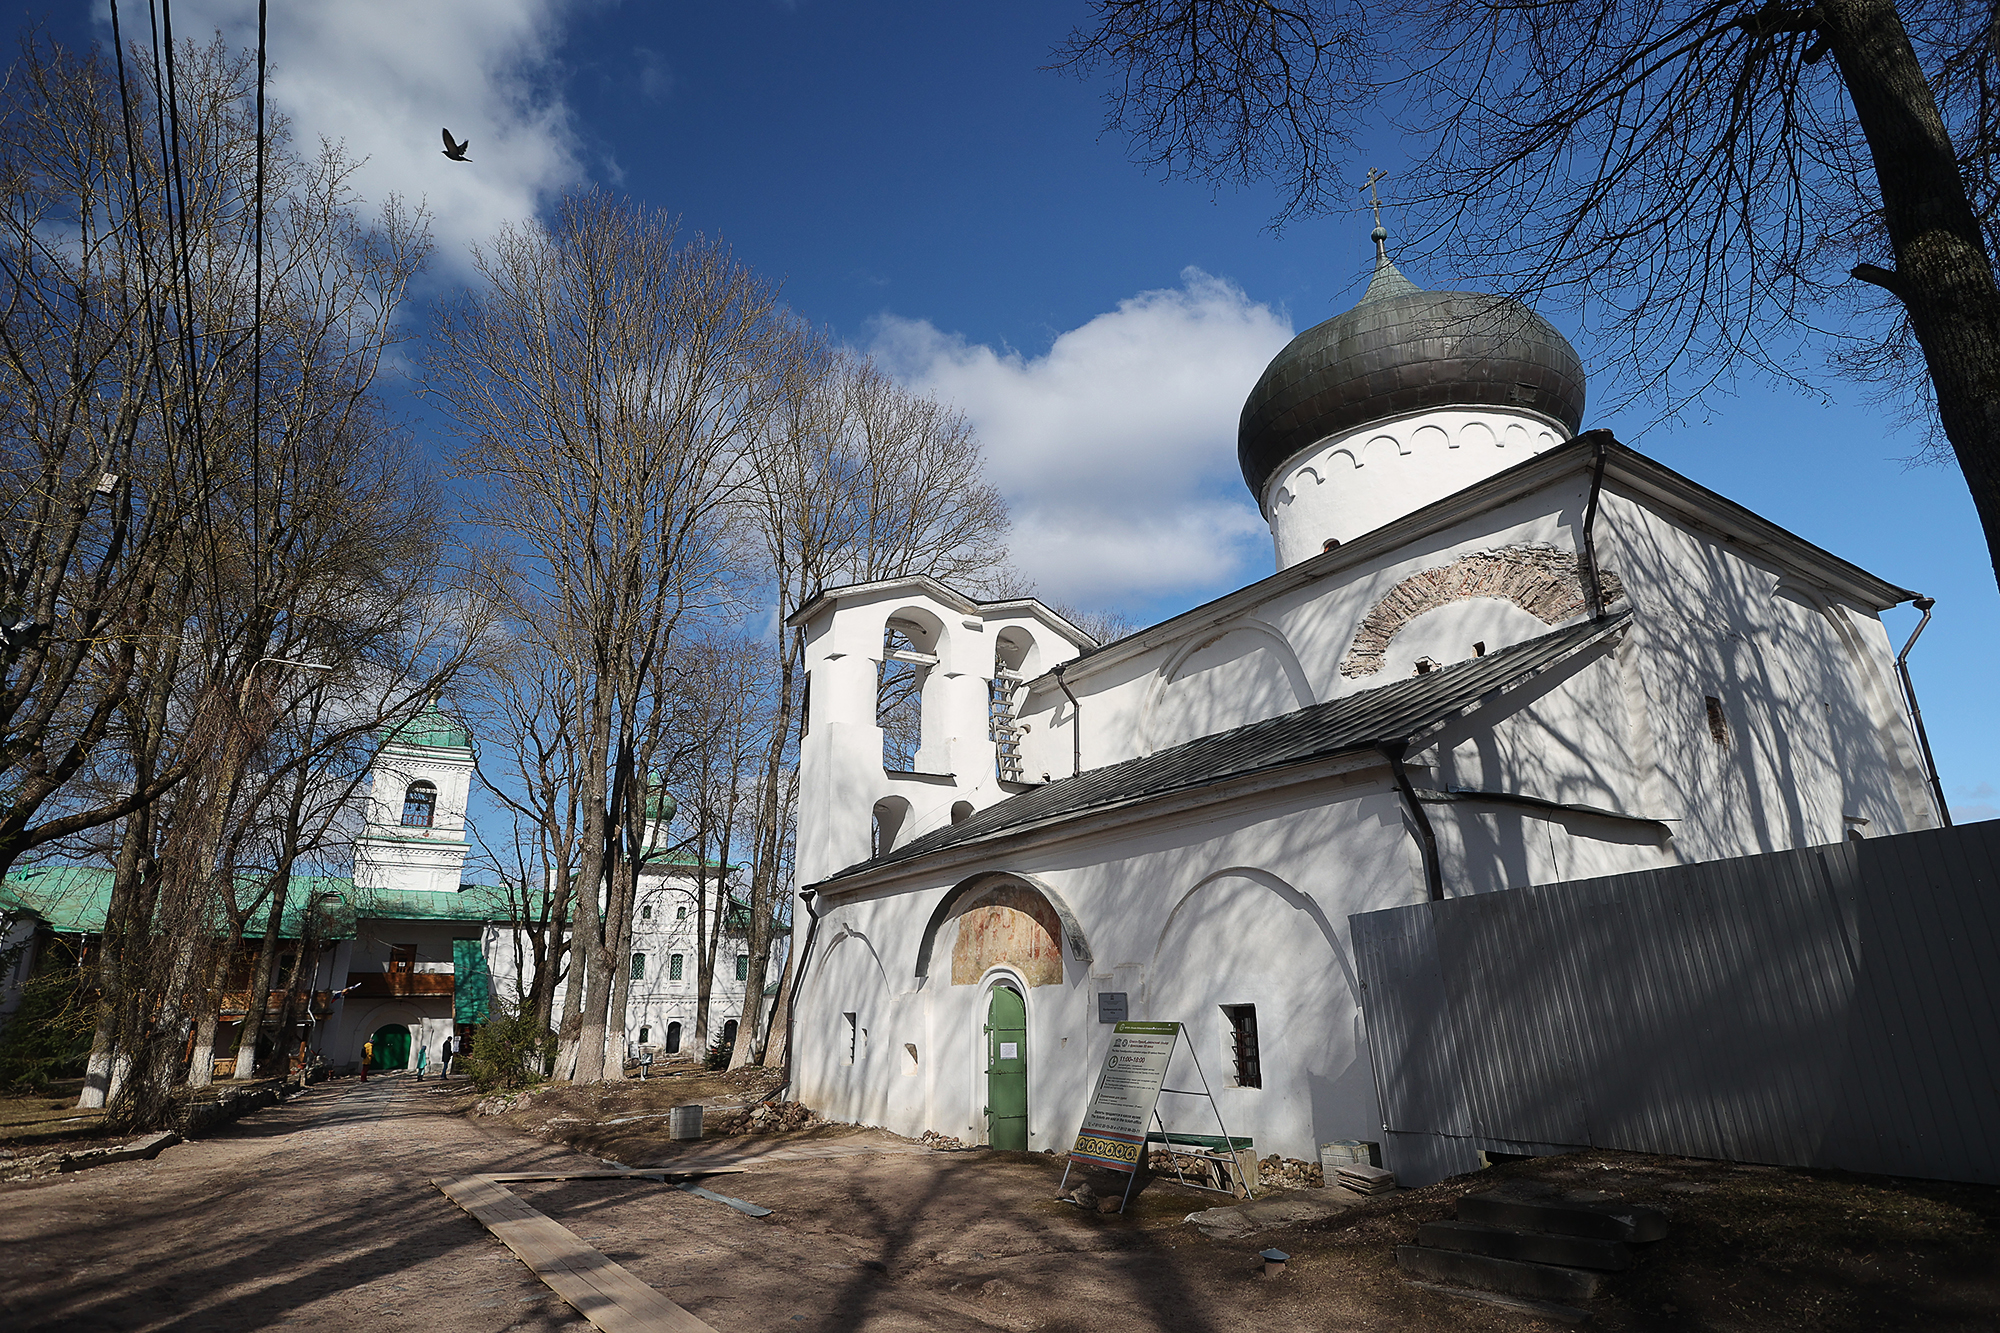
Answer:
353;707;474;896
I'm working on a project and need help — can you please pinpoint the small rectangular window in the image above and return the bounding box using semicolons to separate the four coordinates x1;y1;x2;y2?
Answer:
1222;1004;1261;1089
1705;695;1731;746
844;1011;858;1065
669;953;684;981
640;904;652;921
630;952;646;980
736;953;749;982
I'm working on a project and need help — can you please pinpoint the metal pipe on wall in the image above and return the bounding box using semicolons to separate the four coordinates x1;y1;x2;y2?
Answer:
1380;741;1445;902
1895;596;1951;827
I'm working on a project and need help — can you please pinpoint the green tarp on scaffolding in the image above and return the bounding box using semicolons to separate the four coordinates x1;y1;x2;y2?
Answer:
452;938;491;1024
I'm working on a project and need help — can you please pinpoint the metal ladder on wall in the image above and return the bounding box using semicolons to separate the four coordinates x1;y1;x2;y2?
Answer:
990;671;1024;782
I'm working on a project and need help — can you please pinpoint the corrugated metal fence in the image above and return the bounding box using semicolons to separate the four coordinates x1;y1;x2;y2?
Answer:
1350;821;2000;1186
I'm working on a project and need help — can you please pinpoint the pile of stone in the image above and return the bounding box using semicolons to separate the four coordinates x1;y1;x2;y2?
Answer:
1256;1156;1326;1190
743;1100;821;1132
919;1129;967;1150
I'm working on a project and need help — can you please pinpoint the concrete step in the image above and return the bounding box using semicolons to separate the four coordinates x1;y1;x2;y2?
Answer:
1396;1245;1603;1303
1458;1191;1668;1243
1418;1220;1633;1271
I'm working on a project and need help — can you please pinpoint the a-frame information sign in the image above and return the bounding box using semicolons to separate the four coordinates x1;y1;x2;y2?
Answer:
1067;1020;1180;1174
1060;1019;1251;1213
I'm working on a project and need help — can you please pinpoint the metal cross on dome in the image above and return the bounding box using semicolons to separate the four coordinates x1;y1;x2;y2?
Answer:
1360;168;1389;228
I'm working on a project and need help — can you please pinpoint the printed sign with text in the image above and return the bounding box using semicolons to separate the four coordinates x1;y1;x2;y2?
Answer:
1067;1021;1179;1174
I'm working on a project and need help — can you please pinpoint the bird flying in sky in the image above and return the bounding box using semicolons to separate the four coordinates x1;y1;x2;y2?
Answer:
442;128;471;162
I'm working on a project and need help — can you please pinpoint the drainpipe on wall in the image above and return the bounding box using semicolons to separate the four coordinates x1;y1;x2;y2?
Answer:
1379;741;1445;902
1578;431;1613;620
1894;596;1951;827
773;887;824;1102
1052;662;1082;777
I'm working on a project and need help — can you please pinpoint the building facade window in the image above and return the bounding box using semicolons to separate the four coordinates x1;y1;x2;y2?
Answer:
630;952;646;980
1222;1004;1261;1088
638;1025;650;1044
676;905;687;920
641;904;652;921
736;953;749;981
669;953;684;981
400;781;437;828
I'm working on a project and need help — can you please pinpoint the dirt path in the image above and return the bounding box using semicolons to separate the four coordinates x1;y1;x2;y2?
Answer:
7;1074;1996;1333
0;1074;602;1332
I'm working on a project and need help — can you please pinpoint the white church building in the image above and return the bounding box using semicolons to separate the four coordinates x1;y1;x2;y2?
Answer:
315;711;758;1076
785;234;1944;1168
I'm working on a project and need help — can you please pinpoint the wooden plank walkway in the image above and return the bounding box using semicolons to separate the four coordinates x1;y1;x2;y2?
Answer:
437;1173;720;1333
437;1139;931;1331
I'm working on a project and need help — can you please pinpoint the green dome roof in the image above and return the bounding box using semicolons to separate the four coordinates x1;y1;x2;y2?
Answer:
387;705;470;750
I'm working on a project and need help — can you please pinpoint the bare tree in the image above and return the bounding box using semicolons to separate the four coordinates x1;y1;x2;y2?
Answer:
429;190;789;1082
733;348;1015;1071
0;35;428;885
1058;0;2000;588
0;31;455;1116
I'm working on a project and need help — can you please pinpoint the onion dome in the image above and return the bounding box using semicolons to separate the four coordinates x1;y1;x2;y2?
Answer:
1237;229;1587;500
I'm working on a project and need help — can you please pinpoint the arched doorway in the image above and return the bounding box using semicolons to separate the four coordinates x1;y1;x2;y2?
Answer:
985;985;1027;1150
370;1023;411;1070
720;1019;739;1051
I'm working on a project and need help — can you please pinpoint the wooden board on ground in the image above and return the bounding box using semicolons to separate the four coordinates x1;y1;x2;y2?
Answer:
436;1174;721;1333
481;1167;745;1183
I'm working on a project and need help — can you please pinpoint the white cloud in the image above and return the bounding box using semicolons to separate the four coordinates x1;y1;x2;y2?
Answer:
870;269;1293;611
160;0;585;278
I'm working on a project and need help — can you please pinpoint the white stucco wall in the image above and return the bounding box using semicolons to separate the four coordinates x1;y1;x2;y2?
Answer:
786;446;1937;1163
1263;405;1568;568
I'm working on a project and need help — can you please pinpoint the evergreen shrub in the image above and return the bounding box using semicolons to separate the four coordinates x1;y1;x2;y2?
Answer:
462;1011;554;1091
0;936;93;1091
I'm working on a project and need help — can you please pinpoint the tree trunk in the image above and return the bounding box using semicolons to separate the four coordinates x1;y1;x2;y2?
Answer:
78;810;151;1108
232;879;288;1080
730;633;798;1068
186;1006;218;1088
1826;0;2000;591
760;946;797;1072
603;858;637;1080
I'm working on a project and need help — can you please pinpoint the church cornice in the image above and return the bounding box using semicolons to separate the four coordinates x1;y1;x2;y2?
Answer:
1030;433;1914;692
812;614;1628;897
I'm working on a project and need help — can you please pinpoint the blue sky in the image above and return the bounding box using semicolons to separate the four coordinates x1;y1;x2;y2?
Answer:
53;1;1998;821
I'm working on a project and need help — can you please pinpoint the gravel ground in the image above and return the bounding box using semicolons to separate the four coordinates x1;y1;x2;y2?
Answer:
0;1073;599;1332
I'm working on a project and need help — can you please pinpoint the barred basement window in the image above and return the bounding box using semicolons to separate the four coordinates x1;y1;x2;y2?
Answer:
669;953;684;981
736;953;749;982
630;952;646;980
1705;695;1731;746
638;1025;650;1044
1222;1004;1261;1088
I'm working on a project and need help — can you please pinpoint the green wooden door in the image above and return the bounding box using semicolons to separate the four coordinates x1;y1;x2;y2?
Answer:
371;1023;411;1070
985;987;1028;1150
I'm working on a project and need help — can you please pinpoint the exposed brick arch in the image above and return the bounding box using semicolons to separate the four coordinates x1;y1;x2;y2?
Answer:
1341;546;1624;678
